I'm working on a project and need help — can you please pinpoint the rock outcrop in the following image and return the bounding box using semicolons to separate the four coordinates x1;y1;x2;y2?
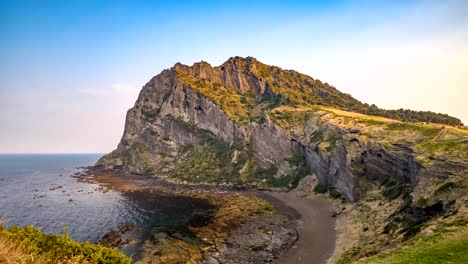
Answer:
97;57;466;202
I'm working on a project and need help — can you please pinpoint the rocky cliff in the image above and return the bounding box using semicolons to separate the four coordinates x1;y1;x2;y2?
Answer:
96;56;468;263
97;56;467;203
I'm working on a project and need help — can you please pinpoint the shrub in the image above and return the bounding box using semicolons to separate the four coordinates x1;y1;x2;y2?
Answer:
0;225;130;263
313;184;328;194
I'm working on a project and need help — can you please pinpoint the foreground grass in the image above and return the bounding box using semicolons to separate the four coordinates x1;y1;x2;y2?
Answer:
357;224;468;264
0;224;130;264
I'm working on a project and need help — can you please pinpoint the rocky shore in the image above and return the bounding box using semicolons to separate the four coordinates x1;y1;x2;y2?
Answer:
78;167;307;263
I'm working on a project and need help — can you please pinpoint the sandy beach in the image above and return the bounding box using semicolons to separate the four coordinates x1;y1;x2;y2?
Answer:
259;191;337;264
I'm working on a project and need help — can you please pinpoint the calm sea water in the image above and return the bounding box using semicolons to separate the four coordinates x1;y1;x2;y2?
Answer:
0;154;213;247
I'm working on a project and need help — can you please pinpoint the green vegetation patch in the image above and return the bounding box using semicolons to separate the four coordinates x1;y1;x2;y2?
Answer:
358;224;468;264
386;123;439;137
0;225;130;263
324;130;341;152
176;72;252;126
97;143;157;174
313;184;344;200
168;130;247;185
268;109;315;134
382;179;413;201
417;141;466;153
434;181;456;196
141;106;161;122
239;153;308;189
167;119;308;189
284;153;309;187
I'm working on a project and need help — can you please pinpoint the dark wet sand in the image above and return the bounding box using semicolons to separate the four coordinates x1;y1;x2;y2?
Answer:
259;191;336;264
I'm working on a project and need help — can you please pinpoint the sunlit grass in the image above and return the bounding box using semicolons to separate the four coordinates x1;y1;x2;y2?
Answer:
357;224;468;264
0;224;130;264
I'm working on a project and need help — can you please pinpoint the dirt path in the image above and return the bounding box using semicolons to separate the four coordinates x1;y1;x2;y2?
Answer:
258;191;337;264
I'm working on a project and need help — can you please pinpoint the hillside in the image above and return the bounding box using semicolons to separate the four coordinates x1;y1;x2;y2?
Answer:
97;56;467;263
175;57;463;126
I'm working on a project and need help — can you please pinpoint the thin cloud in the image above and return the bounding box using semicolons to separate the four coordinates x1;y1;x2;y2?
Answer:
80;83;139;97
79;89;110;96
111;83;139;93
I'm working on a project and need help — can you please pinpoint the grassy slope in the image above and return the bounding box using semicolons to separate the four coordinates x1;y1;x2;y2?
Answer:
358;220;468;264
277;106;468;264
0;224;130;264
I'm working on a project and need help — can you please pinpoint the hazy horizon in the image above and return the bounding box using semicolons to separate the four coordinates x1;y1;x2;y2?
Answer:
1;0;467;153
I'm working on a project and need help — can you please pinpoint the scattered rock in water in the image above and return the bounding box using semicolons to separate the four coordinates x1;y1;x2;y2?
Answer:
118;222;135;233
33;194;46;199
100;230;122;247
100;222;136;248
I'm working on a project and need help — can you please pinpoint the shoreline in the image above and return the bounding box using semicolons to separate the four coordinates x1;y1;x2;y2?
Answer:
259;191;337;264
81;168;338;263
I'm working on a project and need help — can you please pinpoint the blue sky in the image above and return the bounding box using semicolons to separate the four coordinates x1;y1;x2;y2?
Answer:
1;0;467;153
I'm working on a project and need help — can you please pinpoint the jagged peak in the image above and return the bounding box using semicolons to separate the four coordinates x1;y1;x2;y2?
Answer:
220;56;266;69
222;56;258;63
173;56;265;73
172;60;214;75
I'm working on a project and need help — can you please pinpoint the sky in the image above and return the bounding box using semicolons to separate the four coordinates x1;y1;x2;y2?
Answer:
0;0;467;153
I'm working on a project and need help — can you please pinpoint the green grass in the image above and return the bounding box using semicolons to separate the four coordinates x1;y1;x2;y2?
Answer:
324;130;341;152
418;141;466;153
386;123;439;137
168;128;253;185
358;225;468;264
268;109;315;133
0;225;130;263
357;118;388;126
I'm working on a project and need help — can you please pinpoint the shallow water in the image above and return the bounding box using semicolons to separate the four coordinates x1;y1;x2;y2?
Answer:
0;154;214;246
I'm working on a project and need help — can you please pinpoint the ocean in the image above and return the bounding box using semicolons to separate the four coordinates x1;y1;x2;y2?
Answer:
0;154;212;249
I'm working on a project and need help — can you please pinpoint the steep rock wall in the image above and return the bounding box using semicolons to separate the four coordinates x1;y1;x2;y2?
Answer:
98;61;421;202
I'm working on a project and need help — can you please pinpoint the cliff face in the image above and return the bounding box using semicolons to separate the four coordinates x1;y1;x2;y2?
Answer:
97;57;467;202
